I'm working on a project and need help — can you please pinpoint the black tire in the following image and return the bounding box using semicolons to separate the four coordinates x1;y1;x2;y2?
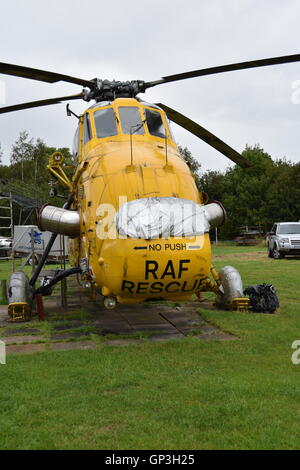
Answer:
272;246;284;259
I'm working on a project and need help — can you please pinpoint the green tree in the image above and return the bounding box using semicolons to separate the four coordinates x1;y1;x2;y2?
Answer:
199;170;227;202
265;159;300;224
198;145;283;239
10;131;34;181
221;145;275;236
178;145;201;189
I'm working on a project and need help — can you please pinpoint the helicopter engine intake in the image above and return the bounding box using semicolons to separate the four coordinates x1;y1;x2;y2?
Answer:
38;204;80;238
203;201;226;228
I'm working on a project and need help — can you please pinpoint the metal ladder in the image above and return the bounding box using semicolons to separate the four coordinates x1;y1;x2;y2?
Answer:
0;192;14;261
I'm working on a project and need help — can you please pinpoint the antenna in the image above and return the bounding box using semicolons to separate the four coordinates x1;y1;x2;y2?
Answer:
165;129;168;166
129;122;144;166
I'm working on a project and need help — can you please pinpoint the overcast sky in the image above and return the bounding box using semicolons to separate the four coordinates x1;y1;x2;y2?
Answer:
1;0;300;172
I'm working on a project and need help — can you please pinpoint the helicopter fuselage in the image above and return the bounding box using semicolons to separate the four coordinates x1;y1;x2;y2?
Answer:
68;97;212;303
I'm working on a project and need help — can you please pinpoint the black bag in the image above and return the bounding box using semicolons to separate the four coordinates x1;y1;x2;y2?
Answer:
243;284;279;313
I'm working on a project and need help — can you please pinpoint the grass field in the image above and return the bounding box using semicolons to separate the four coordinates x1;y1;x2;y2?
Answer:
1;244;300;450
0;258;63;283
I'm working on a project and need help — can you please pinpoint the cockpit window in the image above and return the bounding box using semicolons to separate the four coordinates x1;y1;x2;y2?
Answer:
165;117;175;141
72;125;79;159
118;107;144;135
94;107;118;138
83;113;92;145
145;108;166;138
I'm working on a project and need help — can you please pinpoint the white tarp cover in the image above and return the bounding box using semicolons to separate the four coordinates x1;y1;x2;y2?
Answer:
115;197;210;239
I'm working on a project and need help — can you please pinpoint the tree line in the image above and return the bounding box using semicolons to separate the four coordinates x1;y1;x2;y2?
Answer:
180;145;300;239
0;131;73;186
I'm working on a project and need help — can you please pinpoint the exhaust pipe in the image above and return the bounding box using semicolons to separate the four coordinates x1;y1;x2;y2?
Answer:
203;201;226;228
8;271;32;321
8;271;32;305
215;265;244;309
38;204;80;238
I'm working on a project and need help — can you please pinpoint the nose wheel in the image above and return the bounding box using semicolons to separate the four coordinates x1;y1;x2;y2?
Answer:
103;296;117;309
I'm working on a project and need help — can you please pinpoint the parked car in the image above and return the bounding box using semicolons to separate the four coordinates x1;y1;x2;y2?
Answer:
267;222;300;259
0;237;12;258
0;237;12;248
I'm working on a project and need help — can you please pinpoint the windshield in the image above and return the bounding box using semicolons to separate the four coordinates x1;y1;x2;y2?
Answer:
94;107;118;138
118;107;144;135
278;224;300;234
145;108;165;138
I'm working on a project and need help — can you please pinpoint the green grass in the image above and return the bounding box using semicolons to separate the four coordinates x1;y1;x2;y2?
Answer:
0;258;64;281
1;245;300;449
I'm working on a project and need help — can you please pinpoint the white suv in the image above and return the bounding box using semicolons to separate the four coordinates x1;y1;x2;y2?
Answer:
267;222;300;259
0;237;12;249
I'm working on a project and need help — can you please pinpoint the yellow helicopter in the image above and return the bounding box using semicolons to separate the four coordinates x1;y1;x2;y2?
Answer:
1;53;299;318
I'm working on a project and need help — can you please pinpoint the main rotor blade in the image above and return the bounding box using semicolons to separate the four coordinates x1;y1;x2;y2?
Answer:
0;93;84;114
147;53;300;88
0;62;93;89
157;103;250;168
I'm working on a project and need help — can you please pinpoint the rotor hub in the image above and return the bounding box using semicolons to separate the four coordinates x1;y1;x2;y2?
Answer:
85;79;146;102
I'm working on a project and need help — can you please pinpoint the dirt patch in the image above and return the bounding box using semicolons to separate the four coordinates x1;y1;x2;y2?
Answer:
4;335;44;345
50;341;94;351
6;343;46;354
214;251;267;261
